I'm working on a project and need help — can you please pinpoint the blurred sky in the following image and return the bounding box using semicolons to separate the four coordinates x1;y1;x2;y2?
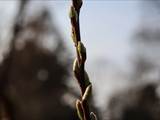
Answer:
50;0;141;108
0;0;143;108
48;1;141;71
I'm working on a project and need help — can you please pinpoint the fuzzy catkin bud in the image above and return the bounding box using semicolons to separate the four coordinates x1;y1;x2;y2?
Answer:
82;84;92;101
90;112;97;120
78;41;86;62
76;99;84;120
73;58;81;81
69;6;78;21
73;58;78;72
84;71;91;87
71;27;77;44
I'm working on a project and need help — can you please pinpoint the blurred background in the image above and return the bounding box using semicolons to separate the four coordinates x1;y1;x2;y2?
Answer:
0;0;160;120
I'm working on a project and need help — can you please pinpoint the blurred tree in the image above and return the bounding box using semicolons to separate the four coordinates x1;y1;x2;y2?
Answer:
105;1;160;120
130;0;160;83
0;1;78;120
106;84;160;120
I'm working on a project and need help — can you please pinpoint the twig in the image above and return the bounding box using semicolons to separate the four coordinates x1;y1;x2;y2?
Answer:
69;0;97;120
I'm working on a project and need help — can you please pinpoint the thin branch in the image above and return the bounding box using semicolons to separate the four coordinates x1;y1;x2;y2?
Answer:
69;0;97;120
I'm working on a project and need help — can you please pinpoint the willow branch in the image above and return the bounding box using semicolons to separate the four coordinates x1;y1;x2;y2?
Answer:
69;0;97;120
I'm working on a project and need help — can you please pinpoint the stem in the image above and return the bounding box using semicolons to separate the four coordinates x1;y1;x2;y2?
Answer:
70;0;97;120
